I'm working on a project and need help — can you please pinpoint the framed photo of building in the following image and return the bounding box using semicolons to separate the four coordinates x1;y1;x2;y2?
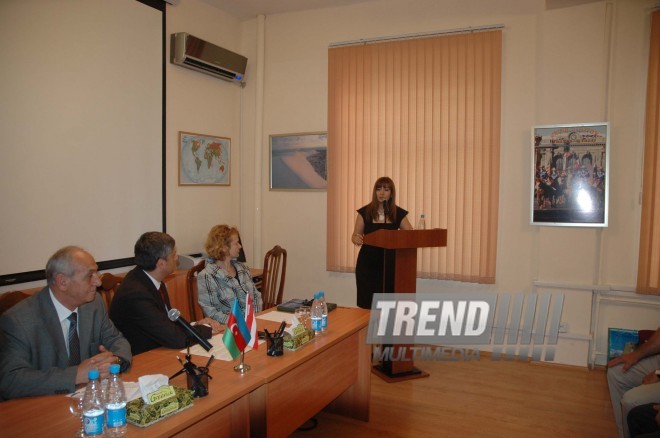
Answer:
269;132;327;190
531;123;609;227
178;131;230;186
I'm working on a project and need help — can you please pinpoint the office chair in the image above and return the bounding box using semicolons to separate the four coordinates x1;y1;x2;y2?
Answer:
237;233;247;263
0;291;30;316
186;260;206;321
236;232;263;289
98;273;122;309
261;245;287;310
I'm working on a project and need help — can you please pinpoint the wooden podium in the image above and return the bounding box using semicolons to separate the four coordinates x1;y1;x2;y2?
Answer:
363;228;448;382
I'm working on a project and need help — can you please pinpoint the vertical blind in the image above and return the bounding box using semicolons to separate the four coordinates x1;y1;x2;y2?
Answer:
327;30;502;283
637;10;660;295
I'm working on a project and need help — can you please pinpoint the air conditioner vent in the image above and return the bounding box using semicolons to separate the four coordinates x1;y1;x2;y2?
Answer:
182;57;239;81
170;32;247;83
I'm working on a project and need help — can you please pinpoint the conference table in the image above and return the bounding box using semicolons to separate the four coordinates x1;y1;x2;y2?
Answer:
0;307;371;437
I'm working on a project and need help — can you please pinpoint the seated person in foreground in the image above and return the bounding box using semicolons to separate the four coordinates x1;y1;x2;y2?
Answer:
197;225;263;324
110;232;221;355
0;246;132;400
608;327;660;438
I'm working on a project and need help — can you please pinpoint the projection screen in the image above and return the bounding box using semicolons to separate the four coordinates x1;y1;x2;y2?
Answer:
0;0;165;286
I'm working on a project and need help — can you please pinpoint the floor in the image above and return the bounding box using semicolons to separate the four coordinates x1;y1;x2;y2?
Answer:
291;354;617;437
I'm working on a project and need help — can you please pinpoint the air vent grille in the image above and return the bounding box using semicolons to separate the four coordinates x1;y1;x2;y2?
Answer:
182;57;240;80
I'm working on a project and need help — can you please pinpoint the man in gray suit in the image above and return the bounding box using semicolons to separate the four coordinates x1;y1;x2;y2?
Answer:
0;246;132;400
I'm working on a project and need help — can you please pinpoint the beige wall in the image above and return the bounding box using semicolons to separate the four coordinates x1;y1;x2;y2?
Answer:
4;0;659;366
166;0;245;256
227;0;659;366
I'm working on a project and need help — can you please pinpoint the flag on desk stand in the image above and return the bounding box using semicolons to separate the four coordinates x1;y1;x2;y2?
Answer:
245;293;258;350
223;298;252;360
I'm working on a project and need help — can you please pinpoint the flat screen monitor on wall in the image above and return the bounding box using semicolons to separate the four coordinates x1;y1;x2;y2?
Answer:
0;0;165;287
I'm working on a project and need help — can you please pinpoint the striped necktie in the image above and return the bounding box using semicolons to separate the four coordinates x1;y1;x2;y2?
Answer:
67;312;81;366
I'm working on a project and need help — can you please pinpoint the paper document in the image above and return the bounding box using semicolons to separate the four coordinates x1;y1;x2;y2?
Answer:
256;311;293;323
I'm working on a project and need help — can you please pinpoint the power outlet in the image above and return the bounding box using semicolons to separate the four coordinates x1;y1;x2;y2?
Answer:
559;322;569;333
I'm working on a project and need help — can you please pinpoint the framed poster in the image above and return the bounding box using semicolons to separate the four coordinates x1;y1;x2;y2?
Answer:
531;123;609;227
269;132;327;190
178;131;230;186
607;328;639;362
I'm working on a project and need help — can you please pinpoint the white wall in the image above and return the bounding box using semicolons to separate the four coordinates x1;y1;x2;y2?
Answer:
4;0;659;366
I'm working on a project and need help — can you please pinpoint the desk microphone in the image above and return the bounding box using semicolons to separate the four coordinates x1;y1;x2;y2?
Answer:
167;308;213;352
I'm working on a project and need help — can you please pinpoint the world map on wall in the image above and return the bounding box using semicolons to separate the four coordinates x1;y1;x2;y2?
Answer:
179;133;230;185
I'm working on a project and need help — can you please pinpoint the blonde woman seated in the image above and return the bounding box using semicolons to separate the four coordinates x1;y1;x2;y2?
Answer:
197;225;263;324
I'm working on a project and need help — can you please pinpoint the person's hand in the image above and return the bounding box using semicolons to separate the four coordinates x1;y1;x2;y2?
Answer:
75;345;117;384
198;317;222;335
607;351;639;372
352;233;363;246
642;370;660;385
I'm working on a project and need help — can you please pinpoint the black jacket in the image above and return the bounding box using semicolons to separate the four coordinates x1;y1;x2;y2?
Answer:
109;268;211;355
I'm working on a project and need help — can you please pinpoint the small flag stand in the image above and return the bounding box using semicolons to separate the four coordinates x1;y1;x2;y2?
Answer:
233;350;250;373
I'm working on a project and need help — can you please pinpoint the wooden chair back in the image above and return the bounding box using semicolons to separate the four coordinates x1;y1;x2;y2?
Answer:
639;329;655;345
0;291;30;316
261;245;287;310
97;273;122;309
186;260;206;321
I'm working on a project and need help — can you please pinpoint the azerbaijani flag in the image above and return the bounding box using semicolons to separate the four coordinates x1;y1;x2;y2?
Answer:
223;298;252;359
245;293;258;350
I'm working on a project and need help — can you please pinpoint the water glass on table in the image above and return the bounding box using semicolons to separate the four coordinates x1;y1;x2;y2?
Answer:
68;394;84;438
295;306;311;330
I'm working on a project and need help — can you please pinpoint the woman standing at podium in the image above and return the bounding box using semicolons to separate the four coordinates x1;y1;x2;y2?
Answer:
352;177;413;309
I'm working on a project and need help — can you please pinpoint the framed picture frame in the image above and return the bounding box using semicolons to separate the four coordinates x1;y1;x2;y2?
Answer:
531;123;609;227
178;131;230;186
607;328;639;362
269;132;327;190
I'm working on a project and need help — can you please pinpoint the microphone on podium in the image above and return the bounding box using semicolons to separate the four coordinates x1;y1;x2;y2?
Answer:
167;308;213;352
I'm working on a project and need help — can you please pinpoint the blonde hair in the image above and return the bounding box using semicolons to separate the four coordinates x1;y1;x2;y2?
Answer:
205;224;238;261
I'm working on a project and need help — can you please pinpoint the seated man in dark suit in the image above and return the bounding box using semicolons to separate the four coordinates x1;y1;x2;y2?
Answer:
0;246;132;400
110;232;221;355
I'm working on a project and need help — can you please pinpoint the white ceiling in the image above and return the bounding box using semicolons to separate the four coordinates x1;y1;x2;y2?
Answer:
197;0;379;20
195;0;604;21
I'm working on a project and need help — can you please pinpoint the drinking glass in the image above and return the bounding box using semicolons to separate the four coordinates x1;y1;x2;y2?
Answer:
296;306;311;330
68;394;84;438
294;307;305;328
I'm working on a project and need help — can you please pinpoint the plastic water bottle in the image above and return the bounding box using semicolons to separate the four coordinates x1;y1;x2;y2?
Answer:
105;364;127;437
417;214;426;229
319;291;328;332
311;293;322;336
82;369;105;437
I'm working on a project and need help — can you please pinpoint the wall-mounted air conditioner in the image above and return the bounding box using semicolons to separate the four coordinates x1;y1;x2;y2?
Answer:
170;32;247;83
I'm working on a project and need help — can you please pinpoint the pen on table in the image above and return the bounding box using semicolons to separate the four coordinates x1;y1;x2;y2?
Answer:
276;320;286;337
264;328;273;342
176;355;185;366
204;354;215;369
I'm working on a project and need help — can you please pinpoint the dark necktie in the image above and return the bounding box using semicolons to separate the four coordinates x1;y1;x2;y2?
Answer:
67;312;81;366
159;283;171;310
